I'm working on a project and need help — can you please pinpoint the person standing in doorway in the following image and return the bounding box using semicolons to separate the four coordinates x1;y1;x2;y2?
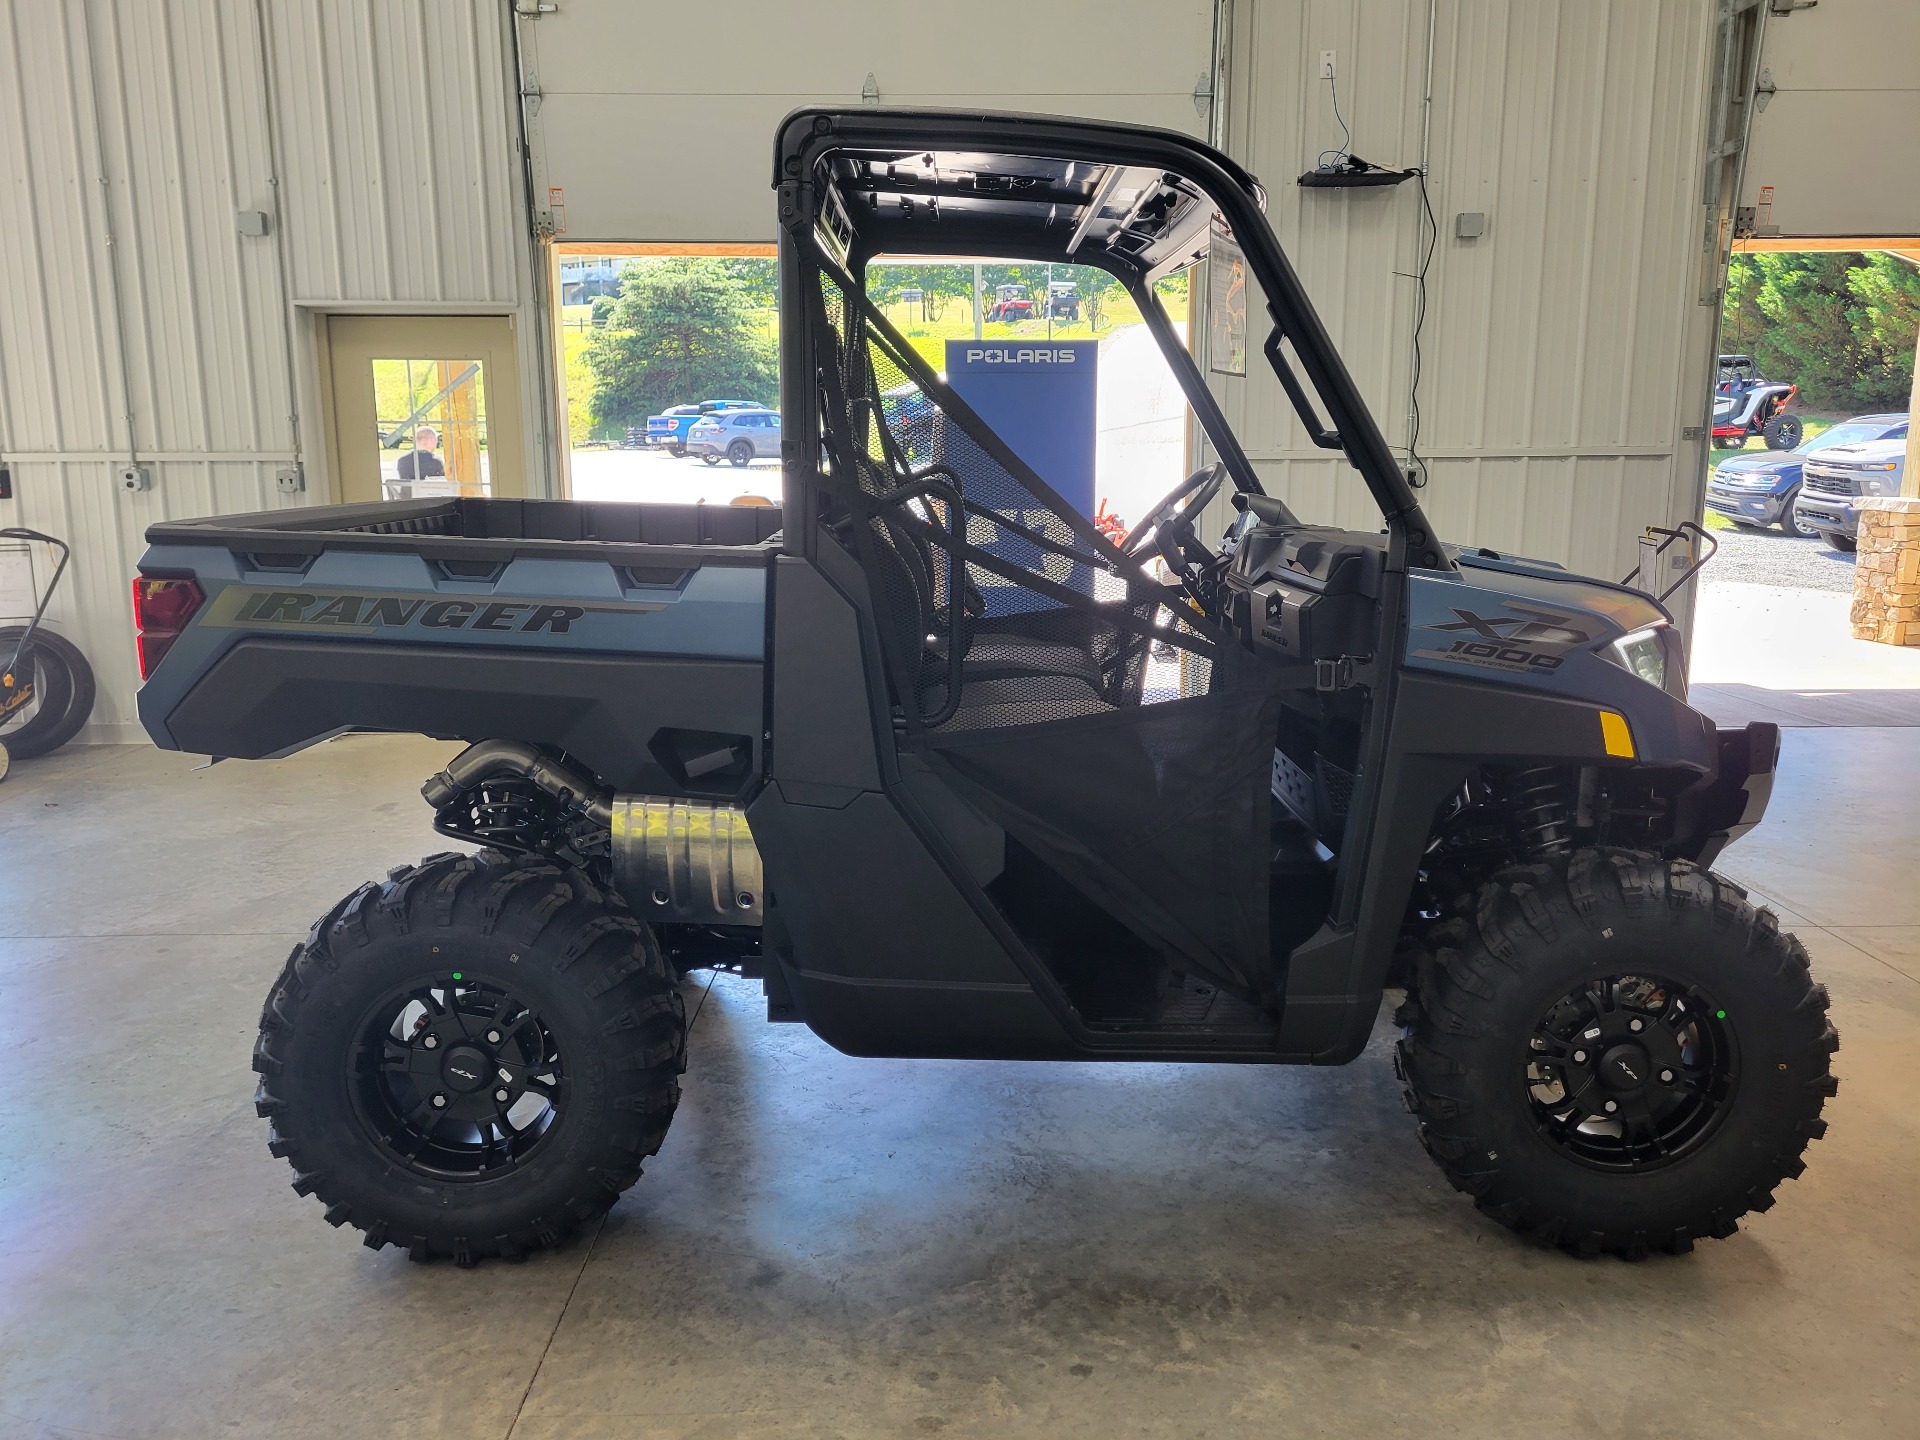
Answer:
395;425;446;484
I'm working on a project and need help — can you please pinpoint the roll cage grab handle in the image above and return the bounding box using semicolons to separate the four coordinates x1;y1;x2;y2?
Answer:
773;109;1453;575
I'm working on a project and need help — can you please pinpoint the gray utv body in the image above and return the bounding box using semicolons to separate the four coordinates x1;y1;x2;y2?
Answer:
134;108;1776;1067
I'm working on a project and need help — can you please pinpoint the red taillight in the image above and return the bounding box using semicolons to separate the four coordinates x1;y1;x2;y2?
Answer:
132;575;204;679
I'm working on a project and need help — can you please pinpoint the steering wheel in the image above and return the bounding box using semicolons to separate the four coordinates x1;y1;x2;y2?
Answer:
1121;463;1229;570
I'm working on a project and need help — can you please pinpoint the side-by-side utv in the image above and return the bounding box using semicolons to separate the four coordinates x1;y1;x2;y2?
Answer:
132;109;1834;1266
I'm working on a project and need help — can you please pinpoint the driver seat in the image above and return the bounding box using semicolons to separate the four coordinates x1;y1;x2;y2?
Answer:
861;503;1118;722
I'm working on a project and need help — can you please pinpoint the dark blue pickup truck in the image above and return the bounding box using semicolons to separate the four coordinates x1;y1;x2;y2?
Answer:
642;398;767;455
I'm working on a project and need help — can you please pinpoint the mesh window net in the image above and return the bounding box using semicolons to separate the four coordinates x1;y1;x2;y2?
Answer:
804;248;1284;1000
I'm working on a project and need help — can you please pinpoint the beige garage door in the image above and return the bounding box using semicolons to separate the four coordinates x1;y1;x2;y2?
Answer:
510;0;1217;242
1740;4;1920;240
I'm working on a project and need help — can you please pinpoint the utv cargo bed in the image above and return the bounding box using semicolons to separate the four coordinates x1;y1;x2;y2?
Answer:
144;495;783;564
135;499;782;795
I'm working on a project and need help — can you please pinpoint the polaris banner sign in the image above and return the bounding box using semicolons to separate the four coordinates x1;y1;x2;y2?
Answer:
947;338;1099;617
946;339;1097;518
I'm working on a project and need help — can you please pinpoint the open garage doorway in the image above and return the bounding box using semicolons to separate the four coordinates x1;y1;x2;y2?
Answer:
1689;243;1920;727
550;243;1198;535
552;243;782;507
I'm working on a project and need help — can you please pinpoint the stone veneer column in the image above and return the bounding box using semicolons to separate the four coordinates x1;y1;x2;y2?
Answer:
1851;497;1920;645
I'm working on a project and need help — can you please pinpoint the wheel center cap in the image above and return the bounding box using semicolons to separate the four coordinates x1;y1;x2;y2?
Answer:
1598;1042;1651;1092
440;1043;493;1093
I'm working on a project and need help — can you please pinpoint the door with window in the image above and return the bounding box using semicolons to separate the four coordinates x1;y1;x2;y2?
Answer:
324;315;527;503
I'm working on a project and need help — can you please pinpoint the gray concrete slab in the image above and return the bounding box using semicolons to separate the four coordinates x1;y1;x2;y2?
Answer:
1713;727;1920;928
0;730;1914;1439
1689;682;1920;727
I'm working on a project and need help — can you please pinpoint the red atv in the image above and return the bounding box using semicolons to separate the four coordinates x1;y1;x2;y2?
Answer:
986;283;1036;323
1711;354;1802;450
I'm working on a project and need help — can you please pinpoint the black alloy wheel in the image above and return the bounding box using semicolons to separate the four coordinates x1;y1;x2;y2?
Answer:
728;439;755;467
1523;973;1736;1171
351;974;569;1182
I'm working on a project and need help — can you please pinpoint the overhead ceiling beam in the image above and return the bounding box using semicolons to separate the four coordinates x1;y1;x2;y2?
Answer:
1732;236;1920;257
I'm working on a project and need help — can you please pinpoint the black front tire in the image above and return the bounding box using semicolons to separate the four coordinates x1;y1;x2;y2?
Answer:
728;439;754;468
0;626;95;759
1397;850;1836;1258
1763;413;1804;451
252;850;685;1264
1780;487;1820;537
1826;531;1858;553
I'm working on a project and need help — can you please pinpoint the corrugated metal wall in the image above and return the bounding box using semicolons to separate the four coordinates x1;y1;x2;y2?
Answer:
1217;0;1721;592
268;0;520;303
0;0;528;742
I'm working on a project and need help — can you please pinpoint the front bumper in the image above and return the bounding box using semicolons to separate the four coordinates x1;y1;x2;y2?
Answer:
1686;720;1781;868
1705;486;1787;524
1791;491;1860;538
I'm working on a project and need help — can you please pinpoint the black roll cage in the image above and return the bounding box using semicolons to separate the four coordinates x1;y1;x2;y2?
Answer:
772;106;1453;577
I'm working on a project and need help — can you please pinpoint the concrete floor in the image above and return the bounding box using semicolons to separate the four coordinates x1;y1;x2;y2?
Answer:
1;731;1915;1439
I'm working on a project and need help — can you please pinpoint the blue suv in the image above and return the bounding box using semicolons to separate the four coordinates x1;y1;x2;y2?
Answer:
1706;413;1908;536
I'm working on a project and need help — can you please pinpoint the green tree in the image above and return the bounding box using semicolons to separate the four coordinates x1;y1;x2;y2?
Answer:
585;259;777;429
1848;254;1920;403
1722;251;1920;412
868;263;974;321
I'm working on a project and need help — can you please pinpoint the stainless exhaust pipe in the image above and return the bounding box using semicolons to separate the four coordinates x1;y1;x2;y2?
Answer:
611;797;763;926
424;742;762;927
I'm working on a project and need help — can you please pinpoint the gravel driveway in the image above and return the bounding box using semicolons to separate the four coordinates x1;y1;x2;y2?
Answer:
1701;523;1858;594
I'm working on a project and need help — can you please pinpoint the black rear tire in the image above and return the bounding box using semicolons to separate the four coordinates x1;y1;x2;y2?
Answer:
0;626;94;758
1396;850;1836;1258
252;850;685;1265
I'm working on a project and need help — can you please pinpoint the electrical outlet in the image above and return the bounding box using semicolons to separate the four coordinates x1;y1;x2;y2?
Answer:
119;465;151;494
276;463;305;495
1320;50;1336;79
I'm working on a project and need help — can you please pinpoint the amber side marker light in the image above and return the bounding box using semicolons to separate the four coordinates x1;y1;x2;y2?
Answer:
132;576;205;679
1599;709;1636;759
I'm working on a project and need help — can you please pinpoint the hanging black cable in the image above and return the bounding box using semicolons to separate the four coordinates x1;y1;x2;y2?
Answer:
1405;166;1438;488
